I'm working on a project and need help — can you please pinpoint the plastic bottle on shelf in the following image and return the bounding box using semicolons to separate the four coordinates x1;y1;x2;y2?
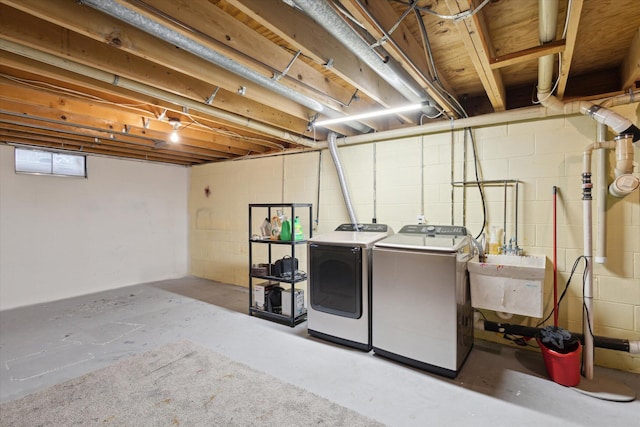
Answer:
280;216;292;241
293;216;304;240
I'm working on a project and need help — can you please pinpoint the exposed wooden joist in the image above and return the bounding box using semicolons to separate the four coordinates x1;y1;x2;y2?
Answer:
0;81;273;156
0;1;315;123
556;0;584;98
1;133;197;165
228;0;411;111
0;51;320;146
445;0;506;111
0;122;216;164
339;0;459;117
621;27;640;91
490;40;566;70
112;0;377;114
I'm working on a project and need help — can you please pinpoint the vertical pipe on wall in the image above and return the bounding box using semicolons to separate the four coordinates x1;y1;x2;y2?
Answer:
582;146;594;379
595;123;607;264
373;142;377;223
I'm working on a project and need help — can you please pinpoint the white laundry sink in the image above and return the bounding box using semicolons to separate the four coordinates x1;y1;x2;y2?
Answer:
468;254;547;318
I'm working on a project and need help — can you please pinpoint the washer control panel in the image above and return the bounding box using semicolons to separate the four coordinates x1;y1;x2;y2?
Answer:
335;223;389;232
398;224;468;236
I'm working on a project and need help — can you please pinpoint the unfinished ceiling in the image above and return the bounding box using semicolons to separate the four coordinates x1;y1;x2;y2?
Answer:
1;0;639;165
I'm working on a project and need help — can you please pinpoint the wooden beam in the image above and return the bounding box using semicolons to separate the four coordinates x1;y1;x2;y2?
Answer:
0;133;198;165
0;81;269;156
227;0;407;110
0;51;321;145
339;0;459;117
557;0;584;98
0;5;319;140
490;40;566;70
621;27;640;91
0;123;218;163
445;0;506;111
112;0;375;113
0;1;314;121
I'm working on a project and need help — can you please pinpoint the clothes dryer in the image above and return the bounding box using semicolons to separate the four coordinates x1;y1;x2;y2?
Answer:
307;223;393;351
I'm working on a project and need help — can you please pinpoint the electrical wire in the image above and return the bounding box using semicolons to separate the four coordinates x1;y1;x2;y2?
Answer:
392;0;491;22
536;256;588;327
467;127;487;240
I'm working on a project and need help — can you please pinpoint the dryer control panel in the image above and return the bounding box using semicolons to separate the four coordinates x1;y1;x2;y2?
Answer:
335;223;389;232
398;224;468;236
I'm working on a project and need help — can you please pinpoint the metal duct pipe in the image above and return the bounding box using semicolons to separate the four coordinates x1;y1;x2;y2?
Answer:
79;0;372;134
327;132;358;225
0;39;319;149
477;319;640;354
291;0;440;117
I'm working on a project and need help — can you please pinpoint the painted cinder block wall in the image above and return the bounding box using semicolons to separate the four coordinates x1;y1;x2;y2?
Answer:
189;104;640;373
0;146;190;310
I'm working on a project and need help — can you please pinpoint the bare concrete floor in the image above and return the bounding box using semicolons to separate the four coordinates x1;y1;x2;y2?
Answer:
1;276;638;426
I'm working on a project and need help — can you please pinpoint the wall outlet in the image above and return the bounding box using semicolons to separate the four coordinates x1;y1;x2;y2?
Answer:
417;215;425;224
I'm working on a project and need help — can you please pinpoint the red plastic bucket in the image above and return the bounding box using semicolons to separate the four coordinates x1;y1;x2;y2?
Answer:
537;339;582;387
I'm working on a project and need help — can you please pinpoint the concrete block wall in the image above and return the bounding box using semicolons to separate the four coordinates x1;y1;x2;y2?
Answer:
189;104;640;373
0;146;189;310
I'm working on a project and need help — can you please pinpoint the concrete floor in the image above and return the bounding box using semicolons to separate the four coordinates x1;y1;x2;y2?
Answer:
1;276;638;426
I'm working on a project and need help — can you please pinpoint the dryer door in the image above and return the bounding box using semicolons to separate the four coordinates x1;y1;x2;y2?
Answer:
309;244;362;319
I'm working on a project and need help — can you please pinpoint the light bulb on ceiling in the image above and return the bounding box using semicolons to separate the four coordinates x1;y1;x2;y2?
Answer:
168;118;180;143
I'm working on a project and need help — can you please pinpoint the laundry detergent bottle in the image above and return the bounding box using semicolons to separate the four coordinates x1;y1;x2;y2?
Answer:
280;216;292;241
293;216;304;240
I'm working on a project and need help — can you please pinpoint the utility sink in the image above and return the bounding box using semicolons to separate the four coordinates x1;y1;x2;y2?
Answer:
468;254;547;318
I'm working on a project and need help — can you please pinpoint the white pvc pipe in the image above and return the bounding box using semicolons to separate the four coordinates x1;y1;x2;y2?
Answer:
595;124;607;264
537;0;558;94
582;147;595;380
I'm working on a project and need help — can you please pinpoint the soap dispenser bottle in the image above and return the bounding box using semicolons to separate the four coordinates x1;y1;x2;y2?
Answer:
489;226;502;255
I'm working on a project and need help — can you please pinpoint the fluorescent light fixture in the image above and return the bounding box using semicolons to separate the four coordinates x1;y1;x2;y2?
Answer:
313;102;426;127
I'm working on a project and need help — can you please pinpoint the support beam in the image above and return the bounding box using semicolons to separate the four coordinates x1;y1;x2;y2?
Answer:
491;40;566;70
557;0;584;98
339;0;459;117
445;0;506;111
621;27;640;91
228;0;407;111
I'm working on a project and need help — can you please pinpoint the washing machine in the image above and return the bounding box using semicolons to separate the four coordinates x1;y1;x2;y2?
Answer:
372;224;474;378
307;223;393;351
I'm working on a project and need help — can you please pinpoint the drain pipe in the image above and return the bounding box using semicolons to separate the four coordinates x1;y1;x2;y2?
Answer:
476;317;640;354
595;123;607;264
536;0;640;383
292;0;441;117
79;0;372;134
328;132;359;225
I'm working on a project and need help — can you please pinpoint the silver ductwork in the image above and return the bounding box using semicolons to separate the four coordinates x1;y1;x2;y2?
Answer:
80;0;372;133
327;132;359;225
292;0;440;117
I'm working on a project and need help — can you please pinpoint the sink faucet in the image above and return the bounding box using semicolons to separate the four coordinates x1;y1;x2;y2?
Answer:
502;237;523;256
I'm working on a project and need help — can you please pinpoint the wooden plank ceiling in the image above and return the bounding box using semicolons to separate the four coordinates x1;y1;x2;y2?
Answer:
1;0;639;165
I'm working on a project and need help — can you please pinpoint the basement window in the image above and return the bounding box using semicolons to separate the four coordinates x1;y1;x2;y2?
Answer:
15;147;87;178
